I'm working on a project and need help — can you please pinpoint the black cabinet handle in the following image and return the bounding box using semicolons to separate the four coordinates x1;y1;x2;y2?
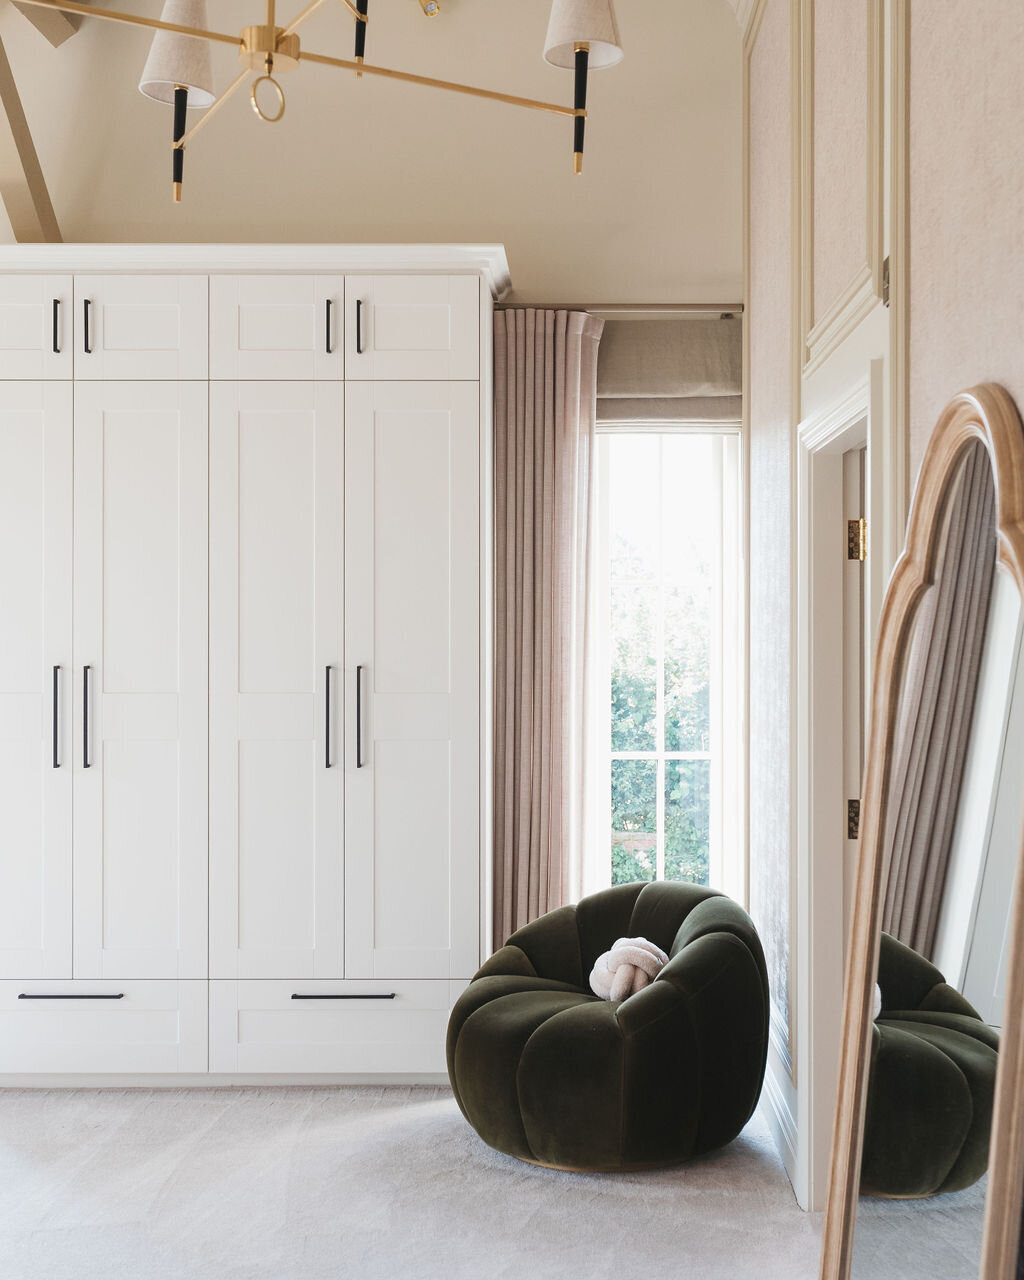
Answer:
83;665;91;768
291;993;396;1001
18;993;124;1000
325;664;333;768
52;665;60;768
83;298;92;354
326;298;334;355
356;664;364;768
356;298;363;354
52;299;60;354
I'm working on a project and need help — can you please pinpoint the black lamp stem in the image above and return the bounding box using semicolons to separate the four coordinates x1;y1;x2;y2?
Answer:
172;85;187;203
355;0;368;69
573;46;589;174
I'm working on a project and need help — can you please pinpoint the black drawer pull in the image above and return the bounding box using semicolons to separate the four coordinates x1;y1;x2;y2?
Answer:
52;298;61;354
18;992;125;1000
290;992;397;1000
355;298;363;354
325;298;334;354
83;298;92;354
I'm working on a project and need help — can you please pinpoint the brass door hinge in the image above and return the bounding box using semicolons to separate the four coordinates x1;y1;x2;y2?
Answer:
848;799;860;840
882;256;890;307
847;517;867;562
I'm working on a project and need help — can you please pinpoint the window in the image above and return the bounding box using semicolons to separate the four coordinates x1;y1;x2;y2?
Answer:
592;430;743;898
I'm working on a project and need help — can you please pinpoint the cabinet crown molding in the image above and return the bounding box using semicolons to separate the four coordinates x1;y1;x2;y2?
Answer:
0;243;512;299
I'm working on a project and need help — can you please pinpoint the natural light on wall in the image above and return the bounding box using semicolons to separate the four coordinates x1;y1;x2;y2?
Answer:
592;429;743;900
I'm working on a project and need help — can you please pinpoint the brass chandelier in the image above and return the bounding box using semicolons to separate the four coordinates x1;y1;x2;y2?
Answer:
19;0;624;202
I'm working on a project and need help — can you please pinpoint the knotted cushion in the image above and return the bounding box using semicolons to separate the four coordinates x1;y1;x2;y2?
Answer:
861;933;1000;1197
446;881;770;1171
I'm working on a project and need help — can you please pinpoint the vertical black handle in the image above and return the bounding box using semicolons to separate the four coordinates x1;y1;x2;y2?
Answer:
326;298;334;355
83;299;92;354
52;665;60;768
356;299;363;355
325;665;332;768
52;299;60;354
356;665;363;768
82;665;91;769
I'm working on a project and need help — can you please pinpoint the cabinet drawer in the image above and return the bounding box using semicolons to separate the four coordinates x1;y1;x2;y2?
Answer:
210;275;344;380
345;275;479;380
0;980;207;1073
210;980;465;1073
0;276;72;378
74;276;208;380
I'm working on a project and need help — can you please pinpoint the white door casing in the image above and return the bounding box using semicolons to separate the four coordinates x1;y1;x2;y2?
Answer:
0;276;73;379
209;381;344;980
0;382;72;979
210;275;344;381
345;275;480;381
73;276;208;380
345;380;480;981
73;381;208;979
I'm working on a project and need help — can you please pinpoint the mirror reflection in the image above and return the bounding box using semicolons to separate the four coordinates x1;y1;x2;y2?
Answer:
852;441;1024;1279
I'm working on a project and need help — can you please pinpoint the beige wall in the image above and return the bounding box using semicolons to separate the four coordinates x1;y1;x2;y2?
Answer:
909;3;1024;476
0;0;743;304
747;0;793;1039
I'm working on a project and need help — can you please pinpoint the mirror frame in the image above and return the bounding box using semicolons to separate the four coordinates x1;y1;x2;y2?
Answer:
820;384;1024;1280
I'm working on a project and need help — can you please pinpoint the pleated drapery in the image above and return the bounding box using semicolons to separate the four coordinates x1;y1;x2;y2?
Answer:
882;441;998;957
493;308;604;950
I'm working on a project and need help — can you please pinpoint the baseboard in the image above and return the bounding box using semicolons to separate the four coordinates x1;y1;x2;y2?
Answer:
0;1072;452;1089
760;1058;799;1196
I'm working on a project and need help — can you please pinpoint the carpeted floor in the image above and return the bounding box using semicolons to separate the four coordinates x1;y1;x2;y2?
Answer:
0;1086;822;1280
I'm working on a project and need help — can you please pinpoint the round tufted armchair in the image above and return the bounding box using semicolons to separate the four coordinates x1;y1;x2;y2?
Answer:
860;933;1000;1197
447;881;770;1172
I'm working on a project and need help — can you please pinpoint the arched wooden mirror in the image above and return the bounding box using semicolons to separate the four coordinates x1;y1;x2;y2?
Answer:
820;385;1024;1280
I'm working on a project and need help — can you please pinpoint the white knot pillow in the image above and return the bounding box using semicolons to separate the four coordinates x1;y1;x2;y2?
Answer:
589;936;670;1002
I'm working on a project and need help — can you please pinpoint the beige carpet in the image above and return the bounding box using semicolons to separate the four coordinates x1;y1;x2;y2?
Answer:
0;1086;822;1280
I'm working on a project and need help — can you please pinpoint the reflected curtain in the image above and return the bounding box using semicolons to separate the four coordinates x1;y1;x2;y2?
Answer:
882;442;998;957
493;309;604;949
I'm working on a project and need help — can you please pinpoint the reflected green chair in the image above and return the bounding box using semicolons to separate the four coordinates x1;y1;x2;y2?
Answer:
861;932;1000;1197
446;881;770;1171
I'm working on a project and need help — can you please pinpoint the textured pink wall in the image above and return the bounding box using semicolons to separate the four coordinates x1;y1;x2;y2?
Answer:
748;0;793;1035
813;0;869;327
909;4;1024;479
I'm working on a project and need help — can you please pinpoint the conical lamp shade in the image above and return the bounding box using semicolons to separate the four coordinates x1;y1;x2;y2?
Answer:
138;0;215;108
543;0;623;70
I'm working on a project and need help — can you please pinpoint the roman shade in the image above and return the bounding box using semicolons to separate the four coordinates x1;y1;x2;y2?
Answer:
596;315;742;424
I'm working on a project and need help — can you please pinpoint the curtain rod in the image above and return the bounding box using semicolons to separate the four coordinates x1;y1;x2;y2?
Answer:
493;302;743;315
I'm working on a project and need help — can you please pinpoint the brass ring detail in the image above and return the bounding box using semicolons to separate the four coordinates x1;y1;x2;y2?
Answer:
250;74;286;123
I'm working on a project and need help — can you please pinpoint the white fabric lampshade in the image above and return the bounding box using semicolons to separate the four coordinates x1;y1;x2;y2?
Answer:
138;0;215;108
543;0;623;70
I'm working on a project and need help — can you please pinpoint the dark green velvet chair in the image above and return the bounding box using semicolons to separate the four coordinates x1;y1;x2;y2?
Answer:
446;881;770;1171
861;932;1000;1197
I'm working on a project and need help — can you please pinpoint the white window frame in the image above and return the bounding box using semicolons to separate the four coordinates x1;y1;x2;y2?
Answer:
589;422;745;905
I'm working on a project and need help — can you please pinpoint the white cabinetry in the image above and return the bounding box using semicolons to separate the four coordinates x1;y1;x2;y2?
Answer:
0;248;500;1080
209;380;344;979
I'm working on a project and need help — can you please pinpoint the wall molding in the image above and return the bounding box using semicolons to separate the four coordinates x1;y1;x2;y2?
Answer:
761;1048;799;1183
888;0;910;527
800;0;886;372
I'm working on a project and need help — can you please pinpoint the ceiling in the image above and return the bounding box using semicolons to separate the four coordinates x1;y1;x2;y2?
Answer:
0;0;743;302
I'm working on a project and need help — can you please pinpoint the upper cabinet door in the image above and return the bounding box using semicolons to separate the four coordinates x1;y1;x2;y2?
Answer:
345;275;479;381
209;381;344;980
74;276;208;380
0;276;73;379
210;275;344;380
345;381;481;981
0;383;72;979
73;381;208;979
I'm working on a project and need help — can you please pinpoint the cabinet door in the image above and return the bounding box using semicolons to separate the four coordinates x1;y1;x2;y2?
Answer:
73;382;208;979
0;383;72;979
74;276;208;380
345;381;480;980
210;382;344;980
210;275;343;380
345;275;479;381
0;276;72;379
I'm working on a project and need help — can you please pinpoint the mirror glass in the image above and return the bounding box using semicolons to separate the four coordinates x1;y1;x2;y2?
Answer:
850;441;1024;1279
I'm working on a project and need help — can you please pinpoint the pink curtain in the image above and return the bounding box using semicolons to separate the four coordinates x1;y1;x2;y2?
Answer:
493;309;604;949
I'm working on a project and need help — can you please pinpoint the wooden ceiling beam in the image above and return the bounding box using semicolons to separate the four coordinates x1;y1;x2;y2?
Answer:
0;35;61;242
12;1;81;47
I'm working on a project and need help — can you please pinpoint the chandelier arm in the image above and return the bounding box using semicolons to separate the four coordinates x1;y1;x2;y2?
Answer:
300;51;583;119
174;68;251;151
337;0;365;22
282;0;330;37
15;0;240;46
